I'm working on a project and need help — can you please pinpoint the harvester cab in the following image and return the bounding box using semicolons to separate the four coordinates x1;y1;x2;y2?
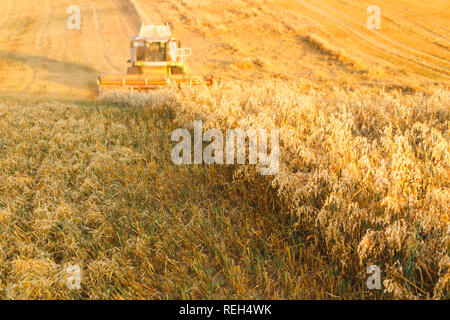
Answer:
127;23;190;75
98;23;213;94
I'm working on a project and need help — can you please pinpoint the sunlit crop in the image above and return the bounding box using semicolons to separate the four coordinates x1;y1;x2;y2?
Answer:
101;81;449;299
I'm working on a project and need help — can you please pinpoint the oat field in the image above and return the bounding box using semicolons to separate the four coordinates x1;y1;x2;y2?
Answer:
0;0;448;299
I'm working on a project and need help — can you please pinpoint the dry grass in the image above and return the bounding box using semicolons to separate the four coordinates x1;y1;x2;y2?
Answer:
0;59;448;302
0;95;370;299
100;80;449;299
0;0;448;300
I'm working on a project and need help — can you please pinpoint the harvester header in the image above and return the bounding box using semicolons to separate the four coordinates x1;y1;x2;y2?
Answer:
97;23;214;94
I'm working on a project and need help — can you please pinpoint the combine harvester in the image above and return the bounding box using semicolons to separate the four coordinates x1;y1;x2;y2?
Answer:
97;23;214;94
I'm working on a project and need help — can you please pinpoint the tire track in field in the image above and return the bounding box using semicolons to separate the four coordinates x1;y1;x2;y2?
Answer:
311;0;450;69
112;0;135;37
380;1;450;36
0;0;13;31
127;0;153;25
304;0;450;73
114;0;143;34
276;0;448;77
0;2;30;92
310;0;450;74
89;1;122;73
21;0;52;94
283;0;450;78
61;0;70;63
0;1;43;92
383;16;449;52
109;0;140;74
0;5;29;49
377;2;450;51
100;0;137;73
339;0;450;43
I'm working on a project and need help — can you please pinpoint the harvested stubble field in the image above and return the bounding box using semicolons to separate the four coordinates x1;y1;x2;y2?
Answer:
0;0;448;299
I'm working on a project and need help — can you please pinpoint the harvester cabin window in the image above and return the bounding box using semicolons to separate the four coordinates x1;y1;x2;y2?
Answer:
136;42;167;62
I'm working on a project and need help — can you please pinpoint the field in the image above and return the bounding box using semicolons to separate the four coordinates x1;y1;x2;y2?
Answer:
0;0;448;299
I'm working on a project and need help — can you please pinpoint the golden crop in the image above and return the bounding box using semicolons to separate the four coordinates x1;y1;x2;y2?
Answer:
0;0;448;301
101;80;449;299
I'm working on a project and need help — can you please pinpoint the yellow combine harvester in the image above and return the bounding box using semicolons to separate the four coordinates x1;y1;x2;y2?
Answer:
97;23;214;94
